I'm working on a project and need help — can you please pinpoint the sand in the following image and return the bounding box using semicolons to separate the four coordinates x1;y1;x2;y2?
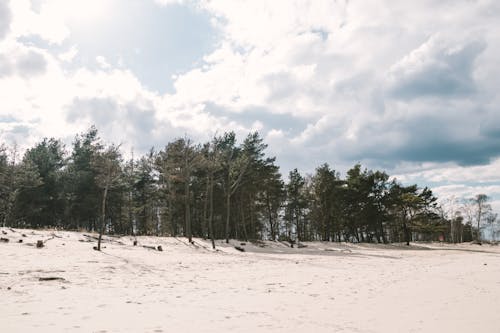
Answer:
1;227;499;332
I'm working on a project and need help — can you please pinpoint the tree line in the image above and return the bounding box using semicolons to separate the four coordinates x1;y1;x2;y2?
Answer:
0;126;496;247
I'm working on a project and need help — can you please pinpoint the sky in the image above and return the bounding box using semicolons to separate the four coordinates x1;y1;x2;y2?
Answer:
0;0;499;214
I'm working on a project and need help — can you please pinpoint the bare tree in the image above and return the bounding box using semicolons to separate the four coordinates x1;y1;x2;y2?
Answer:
485;212;498;241
93;145;122;251
469;194;492;243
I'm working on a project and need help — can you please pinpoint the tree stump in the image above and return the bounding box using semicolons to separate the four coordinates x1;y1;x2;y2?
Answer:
157;245;163;252
36;240;44;248
133;240;138;246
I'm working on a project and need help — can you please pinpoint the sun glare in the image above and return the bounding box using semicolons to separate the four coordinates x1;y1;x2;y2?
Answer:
47;0;113;25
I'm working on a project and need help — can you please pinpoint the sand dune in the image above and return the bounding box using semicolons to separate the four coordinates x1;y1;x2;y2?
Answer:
1;227;499;332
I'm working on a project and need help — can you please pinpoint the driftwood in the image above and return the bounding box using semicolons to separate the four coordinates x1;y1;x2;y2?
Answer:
191;240;211;251
0;237;9;243
142;245;163;251
174;237;198;248
279;240;293;248
84;234;125;246
39;277;65;282
234;246;245;252
83;234;99;241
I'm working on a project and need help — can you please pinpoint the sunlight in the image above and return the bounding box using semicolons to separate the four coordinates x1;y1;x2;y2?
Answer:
44;0;114;26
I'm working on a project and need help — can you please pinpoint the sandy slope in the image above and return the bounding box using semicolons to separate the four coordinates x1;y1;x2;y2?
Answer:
1;228;500;333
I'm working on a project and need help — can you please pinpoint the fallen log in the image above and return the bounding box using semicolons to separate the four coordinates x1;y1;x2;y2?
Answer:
39;277;65;282
142;245;162;251
0;237;9;243
83;234;99;241
234;246;245;252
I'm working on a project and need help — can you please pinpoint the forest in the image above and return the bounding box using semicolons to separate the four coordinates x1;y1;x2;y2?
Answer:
0;126;494;247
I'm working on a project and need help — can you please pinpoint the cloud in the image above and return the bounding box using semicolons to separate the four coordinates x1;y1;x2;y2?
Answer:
0;54;13;77
58;45;78;62
0;0;12;40
154;0;187;5
1;0;500;213
387;36;486;99
95;56;111;70
432;183;500;214
395;158;500;185
66;96;170;151
16;49;47;77
0;44;47;78
155;1;495;171
8;0;70;44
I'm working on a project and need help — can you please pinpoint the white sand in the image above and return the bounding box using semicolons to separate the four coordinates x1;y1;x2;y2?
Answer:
1;227;499;332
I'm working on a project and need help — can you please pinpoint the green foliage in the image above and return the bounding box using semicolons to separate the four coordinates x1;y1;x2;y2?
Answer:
0;126;469;244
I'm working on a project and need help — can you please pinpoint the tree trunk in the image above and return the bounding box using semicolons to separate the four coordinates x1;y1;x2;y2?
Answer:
185;175;192;243
208;173;215;249
202;176;209;239
477;205;482;242
266;194;275;241
249;196;255;240
225;189;231;243
97;186;108;251
403;220;410;246
167;180;175;236
295;210;300;244
241;201;248;242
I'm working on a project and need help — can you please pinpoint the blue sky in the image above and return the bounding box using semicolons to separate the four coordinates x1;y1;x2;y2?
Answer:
0;0;499;214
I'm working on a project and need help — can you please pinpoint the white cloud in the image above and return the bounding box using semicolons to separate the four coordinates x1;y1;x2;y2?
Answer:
0;0;12;40
154;0;187;5
58;46;78;62
395;158;500;184
95;56;111;70
1;0;500;214
8;0;70;44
